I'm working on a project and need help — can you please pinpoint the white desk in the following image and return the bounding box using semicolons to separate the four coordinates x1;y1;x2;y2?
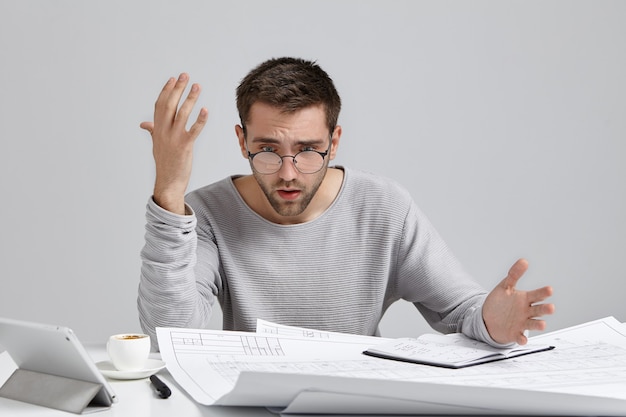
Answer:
0;344;273;417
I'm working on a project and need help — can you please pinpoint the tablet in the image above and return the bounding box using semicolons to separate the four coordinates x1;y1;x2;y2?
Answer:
0;317;116;408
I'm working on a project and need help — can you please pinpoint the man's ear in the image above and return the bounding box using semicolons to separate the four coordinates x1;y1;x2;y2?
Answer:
329;125;342;160
235;125;248;159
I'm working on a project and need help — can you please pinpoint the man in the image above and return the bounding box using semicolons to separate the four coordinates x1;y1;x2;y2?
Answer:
138;57;554;351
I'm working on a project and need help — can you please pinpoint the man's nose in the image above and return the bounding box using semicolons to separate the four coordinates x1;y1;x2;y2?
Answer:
278;156;298;181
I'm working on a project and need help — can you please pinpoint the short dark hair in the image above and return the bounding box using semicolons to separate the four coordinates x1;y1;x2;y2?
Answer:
236;57;341;135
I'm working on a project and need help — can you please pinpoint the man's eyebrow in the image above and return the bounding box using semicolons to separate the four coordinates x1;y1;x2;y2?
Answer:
250;137;281;144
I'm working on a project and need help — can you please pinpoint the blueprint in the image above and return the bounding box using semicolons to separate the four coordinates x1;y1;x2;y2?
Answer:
156;316;626;415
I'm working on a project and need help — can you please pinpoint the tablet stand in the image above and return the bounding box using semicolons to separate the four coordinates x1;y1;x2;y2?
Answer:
0;368;109;414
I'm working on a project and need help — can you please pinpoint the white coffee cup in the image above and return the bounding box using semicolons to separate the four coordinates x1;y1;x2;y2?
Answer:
106;333;150;371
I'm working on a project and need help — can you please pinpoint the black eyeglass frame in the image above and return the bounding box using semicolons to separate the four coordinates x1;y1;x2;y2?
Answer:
246;135;333;175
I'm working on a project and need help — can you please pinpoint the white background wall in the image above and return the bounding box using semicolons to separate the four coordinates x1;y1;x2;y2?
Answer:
0;0;624;344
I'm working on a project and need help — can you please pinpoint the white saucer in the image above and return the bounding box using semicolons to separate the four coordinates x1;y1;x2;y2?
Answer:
96;359;166;380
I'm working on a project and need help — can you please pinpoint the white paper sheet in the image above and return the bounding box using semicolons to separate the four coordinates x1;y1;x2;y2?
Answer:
156;316;626;415
255;319;392;344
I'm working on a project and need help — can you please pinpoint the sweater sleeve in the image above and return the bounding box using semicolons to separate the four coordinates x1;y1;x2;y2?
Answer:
395;200;508;346
137;197;219;351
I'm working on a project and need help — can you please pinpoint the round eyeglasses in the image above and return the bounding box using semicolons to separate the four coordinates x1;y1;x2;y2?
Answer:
247;143;331;175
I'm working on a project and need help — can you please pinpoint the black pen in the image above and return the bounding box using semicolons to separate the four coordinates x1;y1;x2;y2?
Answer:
150;374;171;399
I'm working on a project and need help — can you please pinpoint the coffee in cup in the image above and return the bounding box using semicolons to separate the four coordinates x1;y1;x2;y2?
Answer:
106;333;150;371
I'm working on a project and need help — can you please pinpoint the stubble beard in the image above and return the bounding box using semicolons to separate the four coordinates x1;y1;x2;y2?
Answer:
254;169;327;218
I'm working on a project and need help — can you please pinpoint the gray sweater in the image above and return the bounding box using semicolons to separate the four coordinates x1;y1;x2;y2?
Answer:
138;167;494;350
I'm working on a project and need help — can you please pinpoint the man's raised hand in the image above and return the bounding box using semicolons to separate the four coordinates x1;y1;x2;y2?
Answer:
140;73;208;215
